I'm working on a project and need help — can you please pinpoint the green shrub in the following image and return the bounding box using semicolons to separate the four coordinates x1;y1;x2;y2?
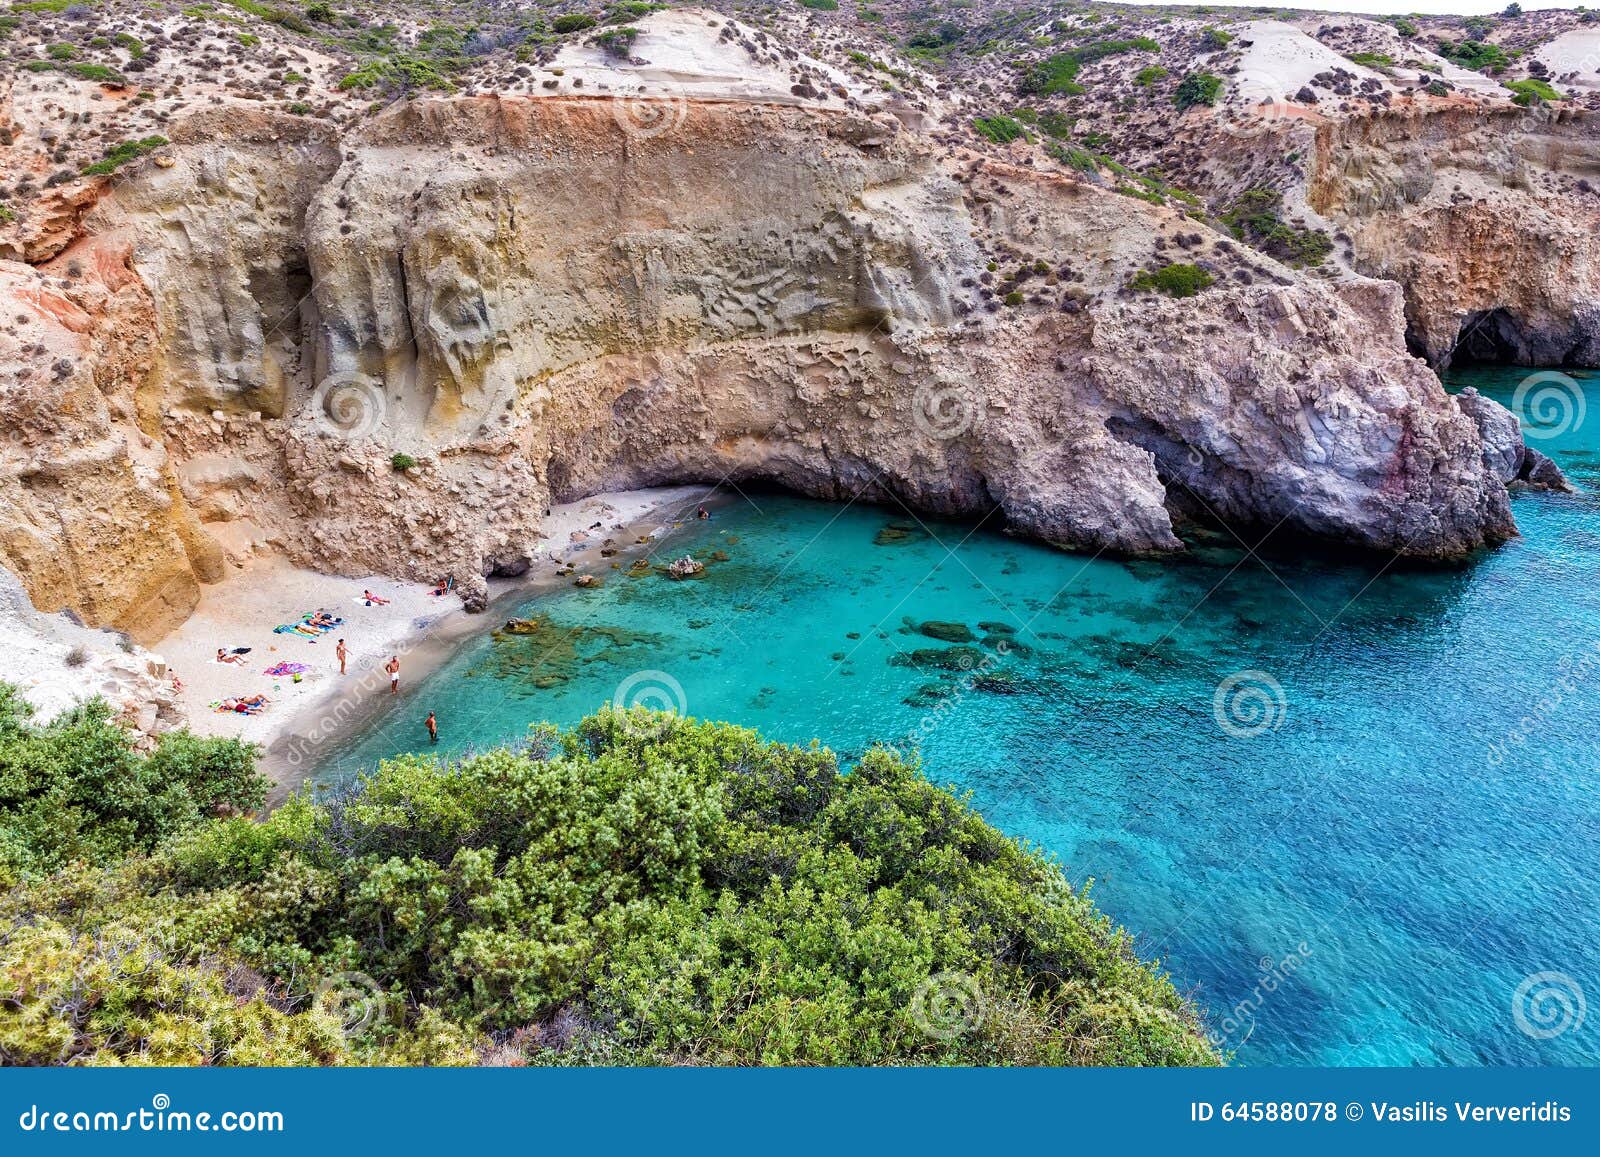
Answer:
0;711;1219;1066
81;135;166;176
1047;140;1099;175
0;203;15;224
1018;37;1159;96
390;452;417;471
46;42;76;60
1134;64;1168;86
114;32;145;57
337;55;456;95
1506;78;1563;106
1003;290;1024;306
1174;72;1222;109
593;25;639;57
1439;39;1510;72
70;62;126;83
1219;188;1333;268
1128;263;1215;298
304;1;334;21
606;1;663;19
1390;16;1419;38
1201;27;1233;49
0;685;264;886
1347;52;1394;69
798;0;839;9
553;13;597;33
974;114;1030;144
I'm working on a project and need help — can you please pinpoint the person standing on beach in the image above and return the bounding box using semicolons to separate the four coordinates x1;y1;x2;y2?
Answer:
336;638;348;676
386;655;400;694
425;711;438;744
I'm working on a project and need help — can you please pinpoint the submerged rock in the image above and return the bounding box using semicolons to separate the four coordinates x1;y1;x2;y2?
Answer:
918;621;976;643
888;645;987;671
874;523;926;547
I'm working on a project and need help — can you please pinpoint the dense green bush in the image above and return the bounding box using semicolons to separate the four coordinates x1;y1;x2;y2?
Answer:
80;135;166;176
1018;37;1159;96
1506;78;1563;106
1174;72;1222;109
1219;188;1333;268
553;13;597;33
0;685;263;886
593;25;640;58
973;114;1030;144
337;55;456;95
0;710;1217;1067
1128;263;1215;298
1438;39;1509;72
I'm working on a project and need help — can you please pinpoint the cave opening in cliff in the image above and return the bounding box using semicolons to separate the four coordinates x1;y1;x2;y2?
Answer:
1449;308;1534;368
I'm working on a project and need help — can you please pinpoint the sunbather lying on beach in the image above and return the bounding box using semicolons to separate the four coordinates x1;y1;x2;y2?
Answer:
216;648;246;665
305;611;342;630
362;589;391;606
216;694;270;715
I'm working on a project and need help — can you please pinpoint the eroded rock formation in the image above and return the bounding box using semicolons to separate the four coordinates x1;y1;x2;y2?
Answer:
0;92;1543;640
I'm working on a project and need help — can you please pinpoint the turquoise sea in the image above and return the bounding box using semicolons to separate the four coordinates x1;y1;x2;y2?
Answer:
320;366;1600;1066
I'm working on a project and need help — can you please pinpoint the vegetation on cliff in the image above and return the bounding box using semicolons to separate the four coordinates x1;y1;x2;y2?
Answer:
0;686;262;887
0;692;1217;1067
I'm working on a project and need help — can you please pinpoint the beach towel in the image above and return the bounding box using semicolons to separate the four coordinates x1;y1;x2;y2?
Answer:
274;624;321;639
263;661;309;677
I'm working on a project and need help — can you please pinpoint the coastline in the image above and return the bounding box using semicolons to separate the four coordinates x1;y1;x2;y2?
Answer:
154;485;717;803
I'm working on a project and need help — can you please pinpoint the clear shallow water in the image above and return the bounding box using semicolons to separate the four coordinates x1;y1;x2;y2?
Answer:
321;366;1600;1066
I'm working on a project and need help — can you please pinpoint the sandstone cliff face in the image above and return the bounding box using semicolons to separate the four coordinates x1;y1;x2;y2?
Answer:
0;94;1532;637
1308;104;1600;369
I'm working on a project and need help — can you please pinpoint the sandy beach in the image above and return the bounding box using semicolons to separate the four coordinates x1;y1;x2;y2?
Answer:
156;485;713;794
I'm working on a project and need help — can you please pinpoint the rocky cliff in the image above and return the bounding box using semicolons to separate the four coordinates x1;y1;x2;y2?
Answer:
0;8;1560;647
